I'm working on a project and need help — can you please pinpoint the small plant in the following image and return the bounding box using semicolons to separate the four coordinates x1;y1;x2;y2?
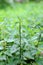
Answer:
0;2;43;65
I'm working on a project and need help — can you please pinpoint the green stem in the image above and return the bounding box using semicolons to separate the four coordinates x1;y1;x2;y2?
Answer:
19;20;21;60
18;17;23;65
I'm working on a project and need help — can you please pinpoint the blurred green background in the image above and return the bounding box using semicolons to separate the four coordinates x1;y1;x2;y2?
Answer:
0;0;43;65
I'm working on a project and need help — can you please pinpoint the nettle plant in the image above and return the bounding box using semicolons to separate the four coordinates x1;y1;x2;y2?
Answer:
0;17;43;65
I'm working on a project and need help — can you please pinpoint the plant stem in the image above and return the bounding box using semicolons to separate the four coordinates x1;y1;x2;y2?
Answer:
18;17;22;65
19;20;22;60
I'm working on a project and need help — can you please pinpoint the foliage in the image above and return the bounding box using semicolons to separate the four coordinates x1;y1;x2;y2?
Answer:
0;0;42;4
0;2;43;65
